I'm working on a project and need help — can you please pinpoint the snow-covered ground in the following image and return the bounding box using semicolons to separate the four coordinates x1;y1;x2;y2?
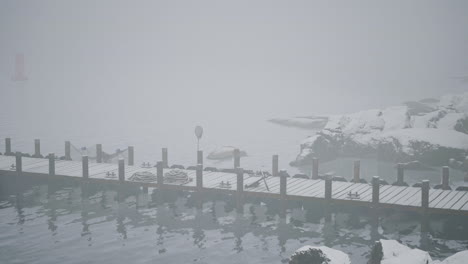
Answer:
290;240;468;264
290;245;351;264
378;239;468;264
273;93;468;168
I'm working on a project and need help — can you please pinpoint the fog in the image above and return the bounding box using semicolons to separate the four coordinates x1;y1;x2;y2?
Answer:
0;0;468;167
2;2;468;263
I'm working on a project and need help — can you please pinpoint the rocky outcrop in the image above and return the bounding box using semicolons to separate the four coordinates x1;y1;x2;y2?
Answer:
368;240;468;264
368;240;432;264
206;146;247;160
286;93;468;167
269;116;329;130
292;241;468;264
289;246;351;264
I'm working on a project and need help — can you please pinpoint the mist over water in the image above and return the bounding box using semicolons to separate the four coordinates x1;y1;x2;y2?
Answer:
1;1;468;169
1;1;468;263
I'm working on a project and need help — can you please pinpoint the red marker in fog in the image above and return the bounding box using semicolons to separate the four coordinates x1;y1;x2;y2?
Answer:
12;53;28;81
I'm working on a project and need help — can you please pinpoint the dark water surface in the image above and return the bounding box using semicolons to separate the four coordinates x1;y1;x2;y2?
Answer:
1;175;468;264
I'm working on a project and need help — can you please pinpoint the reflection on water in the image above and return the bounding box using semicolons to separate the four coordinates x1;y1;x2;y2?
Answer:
0;175;468;264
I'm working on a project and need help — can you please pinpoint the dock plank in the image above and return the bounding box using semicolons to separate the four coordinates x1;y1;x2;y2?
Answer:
289;179;322;195
2;155;468;214
437;191;466;209
392;188;420;205
429;190;453;208
294;179;324;197
289;180;322;196
398;189;421;206
450;192;468;210
383;187;413;204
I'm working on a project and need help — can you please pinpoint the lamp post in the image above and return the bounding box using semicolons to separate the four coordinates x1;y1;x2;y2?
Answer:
194;125;203;152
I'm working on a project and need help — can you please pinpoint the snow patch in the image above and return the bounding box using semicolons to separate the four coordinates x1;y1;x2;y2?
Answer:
380;239;432;264
292;245;351;264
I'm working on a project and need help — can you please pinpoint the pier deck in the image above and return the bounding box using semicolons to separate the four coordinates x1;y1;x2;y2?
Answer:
1;155;468;216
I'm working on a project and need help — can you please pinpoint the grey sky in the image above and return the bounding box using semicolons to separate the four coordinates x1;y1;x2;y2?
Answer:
1;0;467;126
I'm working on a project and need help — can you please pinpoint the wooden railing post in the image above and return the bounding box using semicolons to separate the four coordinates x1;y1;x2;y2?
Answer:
65;141;71;160
312;158;319;179
397;164;404;184
96;144;102;163
127;146;134;166
233;149;240;168
353;160;360;183
48;153;55;176
272;155;279;176
372;176;380;205
236;168;244;193
157;161;164;187
197;150;203;166
33;139;42;158
442;166;450;190
118;158;125;182
421;180;429;209
325;175;332;200
196;164;203;190
5;138;12;156
82;155;89;179
236;167;244;213
280;170;287;197
15;152;22;173
162;148;168;168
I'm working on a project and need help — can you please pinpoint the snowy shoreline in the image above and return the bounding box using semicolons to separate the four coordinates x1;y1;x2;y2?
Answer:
270;93;468;170
290;239;468;264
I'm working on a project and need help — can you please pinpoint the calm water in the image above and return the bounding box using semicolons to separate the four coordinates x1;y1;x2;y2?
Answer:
1;176;468;264
1;99;468;263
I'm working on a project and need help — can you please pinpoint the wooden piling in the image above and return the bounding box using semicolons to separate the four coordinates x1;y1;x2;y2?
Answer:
196;164;203;189
372;176;380;204
442;166;450;190
33;139;41;158
65;141;71;160
48;153;55;176
272;155;279;176
157;161;164;186
392;164;408;186
280;170;287;197
353;160;360;183
162;148;168;168
236;168;244;193
397;164;404;183
15;152;22;173
128;146;134;166
5;138;12;155
421;180;429;209
325;175;332;200
233;149;240;168
82;155;89;179
96;144;102;163
312;158;319;179
197;150;203;166
118;158;125;182
236;168;244;213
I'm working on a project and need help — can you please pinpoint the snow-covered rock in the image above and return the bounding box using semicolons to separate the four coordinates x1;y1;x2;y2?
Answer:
433;250;468;264
269;116;329;130
206;146;247;160
286;93;468;167
379;240;432;264
370;239;468;264
290;245;351;264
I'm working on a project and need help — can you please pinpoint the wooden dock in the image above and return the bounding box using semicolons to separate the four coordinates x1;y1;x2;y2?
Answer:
1;153;468;216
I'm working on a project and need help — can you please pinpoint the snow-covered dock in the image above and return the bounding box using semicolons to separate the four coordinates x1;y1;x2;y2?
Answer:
1;153;468;216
